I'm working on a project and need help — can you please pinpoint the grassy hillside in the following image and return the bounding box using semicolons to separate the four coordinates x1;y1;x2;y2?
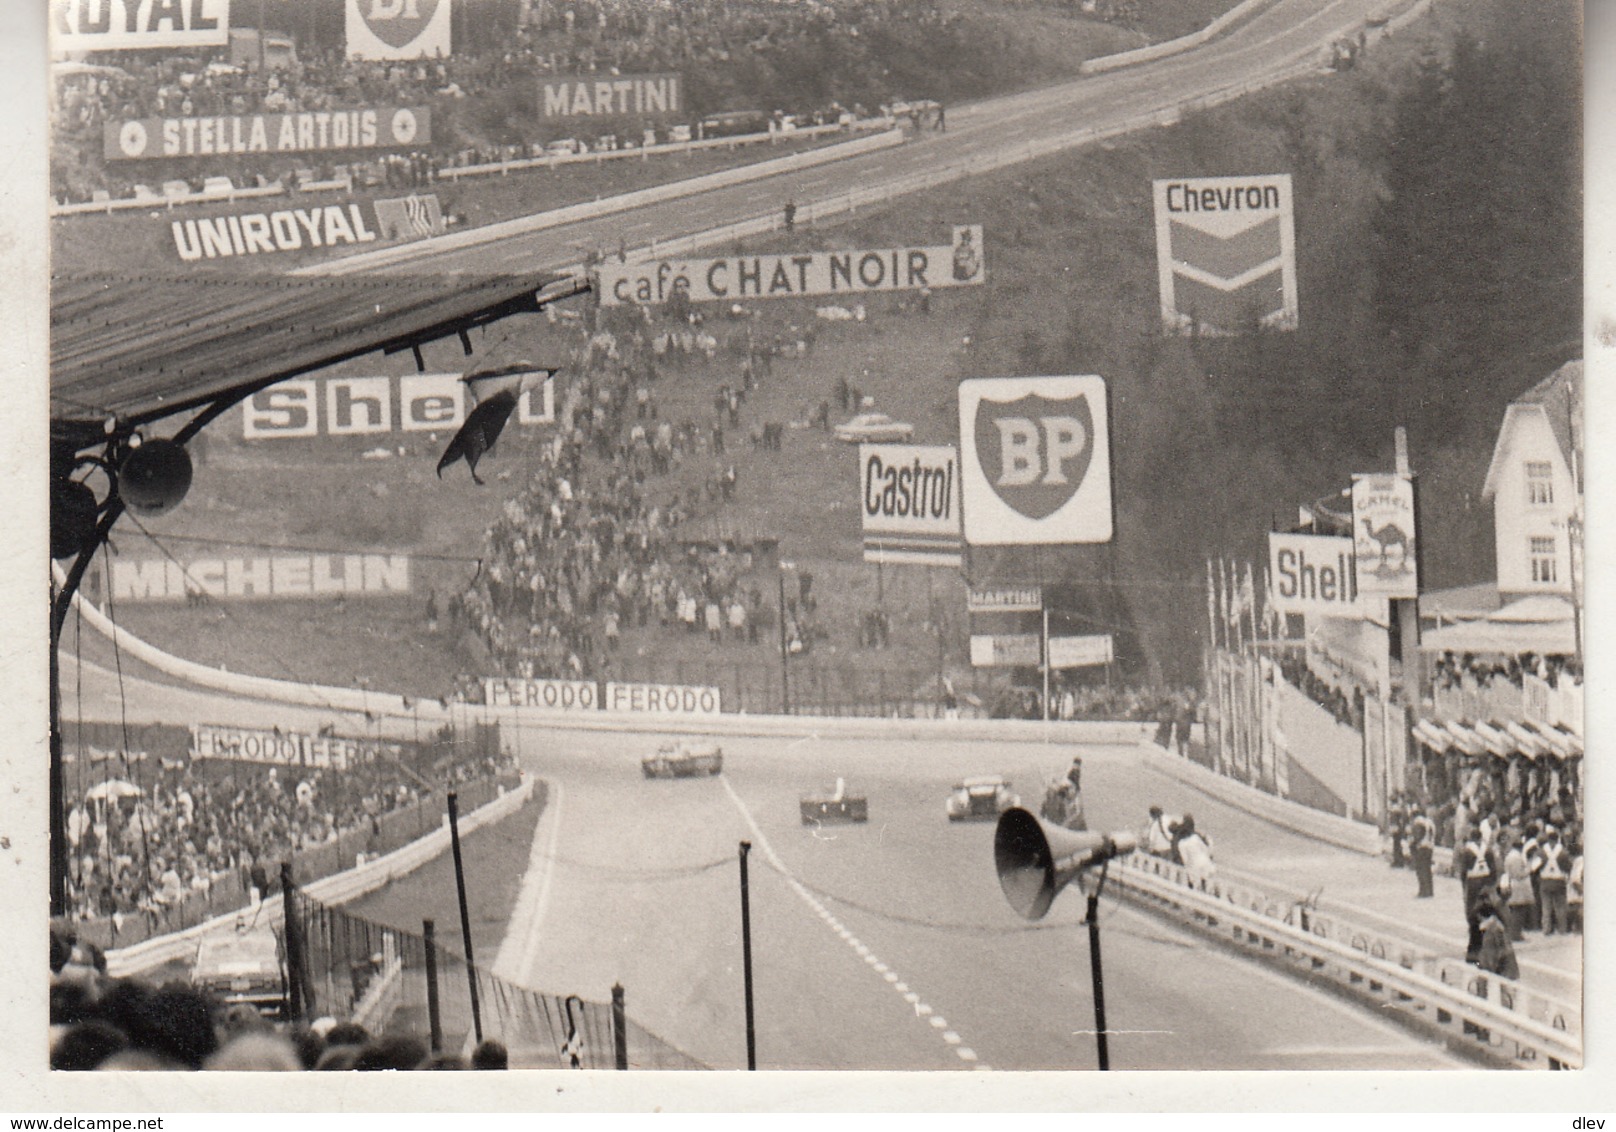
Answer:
96;0;1581;698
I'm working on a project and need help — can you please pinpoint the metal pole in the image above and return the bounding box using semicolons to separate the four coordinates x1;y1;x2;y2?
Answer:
738;840;757;1070
612;983;629;1070
423;919;443;1053
777;569;791;715
1042;606;1051;722
446;791;483;1043
281;862;308;1023
1085;890;1109;1071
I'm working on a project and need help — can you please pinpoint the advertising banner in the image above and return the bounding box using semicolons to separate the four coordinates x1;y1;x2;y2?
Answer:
1153;174;1297;335
1350;474;1418;599
242;373;553;439
483;677;598;711
1047;634;1113;669
604;682;722;716
966;586;1043;613
969;634;1041;667
859;443;961;566
958;375;1112;546
599;226;985;306
172;204;379;262
53;0;230;53
190;724;396;770
373;193;445;240
346;0;451;60
1268;532;1360;616
106;107;430;161
541;73;682;119
95;553;411;603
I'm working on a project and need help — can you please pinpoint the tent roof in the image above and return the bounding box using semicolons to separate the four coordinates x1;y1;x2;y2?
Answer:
1419;617;1576;656
51;270;587;447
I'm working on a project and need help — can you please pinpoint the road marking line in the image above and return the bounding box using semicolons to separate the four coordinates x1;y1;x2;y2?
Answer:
943;1032;962;1045
957;1048;977;1061
930;1017;948;1030
491;778;564;984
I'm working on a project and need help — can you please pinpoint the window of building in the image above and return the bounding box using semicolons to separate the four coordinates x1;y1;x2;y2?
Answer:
1530;536;1558;583
1526;461;1554;506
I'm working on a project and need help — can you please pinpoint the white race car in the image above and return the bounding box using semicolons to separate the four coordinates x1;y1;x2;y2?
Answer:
642;739;724;778
833;412;914;444
946;775;1020;822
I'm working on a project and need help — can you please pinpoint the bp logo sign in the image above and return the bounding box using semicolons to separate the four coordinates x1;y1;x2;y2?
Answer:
346;0;451;59
958;376;1112;545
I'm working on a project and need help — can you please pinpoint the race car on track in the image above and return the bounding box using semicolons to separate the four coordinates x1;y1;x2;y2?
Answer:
833;412;914;444
641;739;724;778
945;775;1020;822
191;921;288;1018
800;777;868;824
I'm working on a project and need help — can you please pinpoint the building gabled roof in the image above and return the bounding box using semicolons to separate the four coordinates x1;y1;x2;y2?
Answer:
51;270;588;449
1481;359;1583;500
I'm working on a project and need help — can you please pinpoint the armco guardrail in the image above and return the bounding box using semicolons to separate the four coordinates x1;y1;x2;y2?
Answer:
104;776;534;979
1080;0;1276;75
1110;851;1582;1069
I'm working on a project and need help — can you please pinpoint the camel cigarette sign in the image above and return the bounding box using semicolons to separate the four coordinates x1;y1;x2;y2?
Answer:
957;375;1112;546
1350;474;1418;600
1153;175;1297;335
600;227;984;306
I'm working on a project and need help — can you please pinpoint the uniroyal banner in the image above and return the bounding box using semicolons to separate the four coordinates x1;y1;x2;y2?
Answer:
1350;474;1419;600
106;106;430;161
604;682;722;716
958;375;1113;546
346;0;451;60
859;443;961;567
1153;174;1297;335
52;0;230;53
483;677;598;711
91;553;411;603
541;73;682;119
191;724;397;771
599;226;985;306
1268;532;1359;616
172;203;379;261
242;373;554;439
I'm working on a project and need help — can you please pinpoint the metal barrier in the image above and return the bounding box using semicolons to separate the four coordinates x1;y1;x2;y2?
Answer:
1110;851;1582;1069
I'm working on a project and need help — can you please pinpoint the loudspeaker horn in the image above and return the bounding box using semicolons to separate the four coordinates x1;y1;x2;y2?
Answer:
994;807;1138;921
117;438;193;517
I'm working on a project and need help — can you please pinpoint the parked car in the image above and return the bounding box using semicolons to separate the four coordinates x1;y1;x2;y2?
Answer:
191;923;287;1017
945;775;1019;822
800;778;868;824
833;412;914;443
642;739;723;778
546;138;585;158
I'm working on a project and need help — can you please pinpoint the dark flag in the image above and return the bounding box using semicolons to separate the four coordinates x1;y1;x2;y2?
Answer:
437;362;558;484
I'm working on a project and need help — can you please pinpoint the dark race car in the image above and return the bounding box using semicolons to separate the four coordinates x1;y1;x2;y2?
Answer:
641;739;724;778
800;777;868;824
191;922;288;1018
945;775;1020;822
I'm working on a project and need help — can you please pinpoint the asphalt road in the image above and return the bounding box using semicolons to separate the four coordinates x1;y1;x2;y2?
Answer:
312;0;1409;279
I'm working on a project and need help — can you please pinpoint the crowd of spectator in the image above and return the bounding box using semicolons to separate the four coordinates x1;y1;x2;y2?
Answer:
1430;649;1581;691
1276;651;1362;729
987;681;1201;726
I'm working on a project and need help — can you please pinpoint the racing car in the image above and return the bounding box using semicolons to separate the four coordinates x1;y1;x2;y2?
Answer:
641;739;724;778
191;920;288;1018
800;777;868;824
945;775;1020;822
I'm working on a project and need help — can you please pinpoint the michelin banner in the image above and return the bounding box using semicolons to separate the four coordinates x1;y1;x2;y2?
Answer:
53;0;229;53
347;0;451;60
599;226;985;306
107;106;430;161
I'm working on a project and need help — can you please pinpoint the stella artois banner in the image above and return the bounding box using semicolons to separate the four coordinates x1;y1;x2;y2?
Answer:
347;0;451;60
957;375;1113;546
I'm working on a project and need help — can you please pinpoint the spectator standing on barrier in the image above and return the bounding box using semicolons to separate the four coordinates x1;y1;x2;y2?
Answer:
1409;804;1436;898
1538;826;1572;935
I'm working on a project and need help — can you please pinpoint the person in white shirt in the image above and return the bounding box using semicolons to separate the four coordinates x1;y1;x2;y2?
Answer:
1143;806;1180;859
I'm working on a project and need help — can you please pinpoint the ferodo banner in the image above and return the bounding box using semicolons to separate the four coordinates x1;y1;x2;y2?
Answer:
958;375;1113;546
91;553;411;603
346;0;451;60
1153;174;1297;335
172;204;379;261
52;0;230;53
859;443;961;566
483;677;598;710
541;73;682;119
191;724;396;770
243;373;554;439
599;226;985;306
106;107;429;161
605;682;721;716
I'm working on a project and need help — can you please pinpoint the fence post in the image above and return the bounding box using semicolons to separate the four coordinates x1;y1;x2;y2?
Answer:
612;983;629;1070
423;919;443;1053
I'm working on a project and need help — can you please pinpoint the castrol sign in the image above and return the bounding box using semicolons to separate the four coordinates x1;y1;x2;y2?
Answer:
859;444;961;566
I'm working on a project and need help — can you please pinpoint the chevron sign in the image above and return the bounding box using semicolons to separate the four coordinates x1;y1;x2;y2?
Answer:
1153;174;1297;335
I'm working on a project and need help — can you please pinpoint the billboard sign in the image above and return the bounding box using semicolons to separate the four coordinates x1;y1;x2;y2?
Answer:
107;107;429;161
1048;634;1113;669
52;0;229;53
969;634;1041;667
966;587;1042;613
541;73;682;119
1268;532;1359;616
604;682;721;716
346;0;451;59
599;227;984;306
1351;474;1418;599
91;553;411;603
483;677;597;711
1153;175;1297;335
242;373;554;439
859;444;961;566
173;204;380;262
373;193;445;240
958;375;1112;545
191;724;395;771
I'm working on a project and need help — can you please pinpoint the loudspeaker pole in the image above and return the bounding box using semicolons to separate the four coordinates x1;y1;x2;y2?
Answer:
447;791;483;1043
1085;880;1109;1071
738;840;757;1070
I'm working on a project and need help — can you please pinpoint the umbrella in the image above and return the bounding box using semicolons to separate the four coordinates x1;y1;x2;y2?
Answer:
85;779;144;802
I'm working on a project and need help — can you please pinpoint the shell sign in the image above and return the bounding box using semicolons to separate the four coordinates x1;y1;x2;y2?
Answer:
346;0;451;60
